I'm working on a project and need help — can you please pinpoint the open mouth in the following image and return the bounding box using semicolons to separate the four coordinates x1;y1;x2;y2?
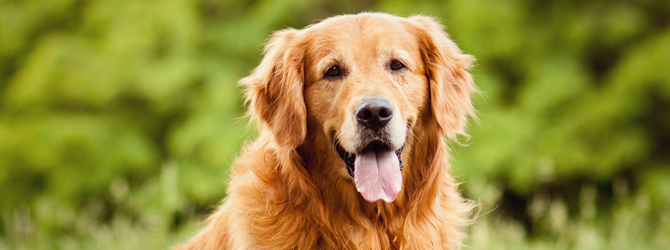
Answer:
334;139;404;203
335;140;403;177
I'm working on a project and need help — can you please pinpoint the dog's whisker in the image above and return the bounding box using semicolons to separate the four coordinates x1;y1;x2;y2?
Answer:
406;123;419;142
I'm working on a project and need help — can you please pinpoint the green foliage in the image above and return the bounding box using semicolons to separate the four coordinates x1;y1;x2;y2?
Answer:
1;0;668;249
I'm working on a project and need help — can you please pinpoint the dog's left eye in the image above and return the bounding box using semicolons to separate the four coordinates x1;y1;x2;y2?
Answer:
325;66;342;77
390;60;405;71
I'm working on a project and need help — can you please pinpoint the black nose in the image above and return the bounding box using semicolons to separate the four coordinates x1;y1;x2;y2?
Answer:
355;98;393;130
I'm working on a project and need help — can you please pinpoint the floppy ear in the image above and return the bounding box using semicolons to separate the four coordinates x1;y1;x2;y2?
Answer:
240;29;307;148
410;16;477;140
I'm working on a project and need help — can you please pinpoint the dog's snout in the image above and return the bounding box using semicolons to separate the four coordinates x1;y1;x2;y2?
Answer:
355;98;393;130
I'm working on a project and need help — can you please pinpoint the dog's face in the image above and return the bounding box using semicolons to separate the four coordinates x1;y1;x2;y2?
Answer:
302;16;428;203
242;13;475;203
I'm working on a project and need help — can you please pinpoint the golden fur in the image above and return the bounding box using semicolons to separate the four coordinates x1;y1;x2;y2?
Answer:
173;13;477;250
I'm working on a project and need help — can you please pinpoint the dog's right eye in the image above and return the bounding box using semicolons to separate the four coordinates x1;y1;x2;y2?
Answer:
325;66;342;77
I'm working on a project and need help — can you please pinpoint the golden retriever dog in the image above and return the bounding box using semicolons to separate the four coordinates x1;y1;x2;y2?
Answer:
174;12;477;250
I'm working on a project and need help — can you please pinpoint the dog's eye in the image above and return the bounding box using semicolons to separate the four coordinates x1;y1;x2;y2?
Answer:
390;60;405;71
325;66;342;77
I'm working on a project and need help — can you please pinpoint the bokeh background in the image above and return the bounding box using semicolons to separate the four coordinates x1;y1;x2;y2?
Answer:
1;0;669;249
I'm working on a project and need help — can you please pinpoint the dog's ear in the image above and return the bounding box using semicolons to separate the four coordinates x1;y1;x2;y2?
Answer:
241;29;306;148
410;16;477;140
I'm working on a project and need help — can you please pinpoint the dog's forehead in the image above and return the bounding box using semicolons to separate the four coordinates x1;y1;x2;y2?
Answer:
309;16;415;48
302;14;419;67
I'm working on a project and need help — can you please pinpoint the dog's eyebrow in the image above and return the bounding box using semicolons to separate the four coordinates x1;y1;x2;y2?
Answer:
393;49;410;57
316;54;342;72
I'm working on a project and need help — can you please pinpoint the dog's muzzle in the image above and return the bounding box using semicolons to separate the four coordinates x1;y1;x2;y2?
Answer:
333;97;405;203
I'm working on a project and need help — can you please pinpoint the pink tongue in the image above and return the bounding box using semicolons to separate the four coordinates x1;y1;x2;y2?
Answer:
354;147;402;203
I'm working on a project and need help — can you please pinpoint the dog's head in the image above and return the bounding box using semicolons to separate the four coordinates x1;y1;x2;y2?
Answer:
242;13;476;203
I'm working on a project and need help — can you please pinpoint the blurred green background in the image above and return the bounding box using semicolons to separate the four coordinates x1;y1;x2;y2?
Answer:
1;0;669;249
